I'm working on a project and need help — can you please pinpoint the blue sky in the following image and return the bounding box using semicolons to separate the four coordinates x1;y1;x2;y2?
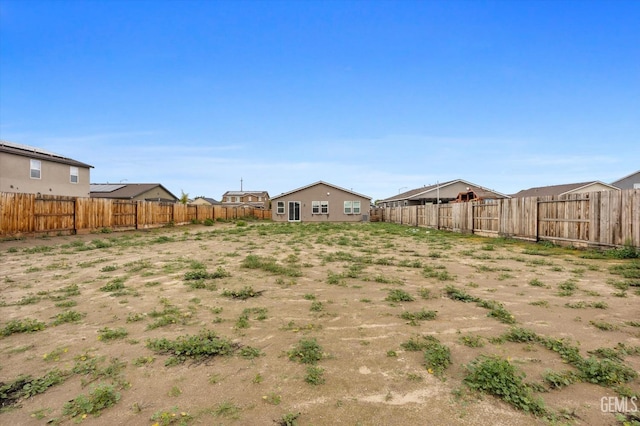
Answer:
1;0;638;201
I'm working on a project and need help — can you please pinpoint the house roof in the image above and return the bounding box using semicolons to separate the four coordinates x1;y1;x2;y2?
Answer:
194;197;221;205
611;170;640;187
90;183;178;201
271;181;371;201
0;140;93;169
381;179;510;202
222;190;269;197
511;181;620;198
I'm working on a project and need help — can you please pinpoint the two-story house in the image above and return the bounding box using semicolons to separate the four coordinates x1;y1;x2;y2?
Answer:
221;190;270;209
0;140;93;197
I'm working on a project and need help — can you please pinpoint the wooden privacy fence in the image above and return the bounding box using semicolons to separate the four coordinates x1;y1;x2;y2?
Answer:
0;193;271;237
373;189;640;248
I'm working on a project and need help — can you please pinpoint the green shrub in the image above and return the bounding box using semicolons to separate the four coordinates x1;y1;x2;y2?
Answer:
1;318;47;336
385;289;414;302
465;355;546;416
305;366;325;385
146;329;237;365
287;338;323;365
63;383;121;419
423;340;451;377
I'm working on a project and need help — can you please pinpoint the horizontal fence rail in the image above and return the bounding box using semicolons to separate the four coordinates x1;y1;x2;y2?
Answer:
0;193;271;237
372;189;640;249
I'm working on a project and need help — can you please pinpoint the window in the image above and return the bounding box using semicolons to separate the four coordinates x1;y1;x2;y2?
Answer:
634;183;640;189
344;200;361;214
312;201;329;214
30;159;41;179
248;196;252;201
234;196;240;202
276;201;285;214
70;166;79;184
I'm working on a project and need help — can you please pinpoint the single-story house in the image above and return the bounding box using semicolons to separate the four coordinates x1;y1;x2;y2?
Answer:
271;181;371;223
90;183;178;202
378;179;509;208
0;140;93;197
511;181;620;198
611;170;640;190
191;197;221;206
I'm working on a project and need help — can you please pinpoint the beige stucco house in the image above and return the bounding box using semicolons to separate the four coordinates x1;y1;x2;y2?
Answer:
378;179;509;208
191;197;221;206
90;183;178;202
511;181;621;198
0;140;93;197
271;181;371;223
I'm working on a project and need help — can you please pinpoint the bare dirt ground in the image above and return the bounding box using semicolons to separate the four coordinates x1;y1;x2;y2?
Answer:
0;222;638;426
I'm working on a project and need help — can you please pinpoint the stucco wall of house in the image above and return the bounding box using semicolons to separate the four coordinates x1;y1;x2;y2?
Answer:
132;187;177;202
191;198;212;205
0;151;91;197
271;183;370;223
566;183;620;195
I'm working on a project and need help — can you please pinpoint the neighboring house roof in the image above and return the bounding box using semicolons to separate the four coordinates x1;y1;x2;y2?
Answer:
90;183;178;201
222;190;269;197
0;140;93;169
194;197;221;205
511;181;620;198
381;179;509;203
271;181;371;200
611;170;640;189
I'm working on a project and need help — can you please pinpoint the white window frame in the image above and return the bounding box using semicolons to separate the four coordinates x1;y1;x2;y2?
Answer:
634;183;640;189
30;159;41;179
344;201;352;214
321;201;329;214
276;201;285;214
312;201;321;214
70;166;79;184
353;201;361;214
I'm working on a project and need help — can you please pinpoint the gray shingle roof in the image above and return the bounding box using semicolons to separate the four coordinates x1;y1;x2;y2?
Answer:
0;140;93;169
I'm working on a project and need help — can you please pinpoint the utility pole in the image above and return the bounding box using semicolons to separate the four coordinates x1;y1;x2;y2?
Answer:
240;177;243;192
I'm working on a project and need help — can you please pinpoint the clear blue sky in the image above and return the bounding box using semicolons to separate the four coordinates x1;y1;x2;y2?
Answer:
1;0;638;201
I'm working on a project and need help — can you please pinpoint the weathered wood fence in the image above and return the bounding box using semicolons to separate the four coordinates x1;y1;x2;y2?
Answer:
373;189;640;248
0;193;271;237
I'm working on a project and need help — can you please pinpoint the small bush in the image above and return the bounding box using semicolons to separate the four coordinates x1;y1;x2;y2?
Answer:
287;338;323;365
305;366;325;385
386;289;414;302
63;383;121;419
465;355;546;416
146;329;237;365
222;286;264;300
97;327;128;341
1;318;47;336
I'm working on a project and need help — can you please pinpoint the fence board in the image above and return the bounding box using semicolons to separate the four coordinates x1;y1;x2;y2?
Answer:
372;189;639;248
0;192;273;237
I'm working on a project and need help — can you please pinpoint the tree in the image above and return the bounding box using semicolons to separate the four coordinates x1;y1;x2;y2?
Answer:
179;190;189;205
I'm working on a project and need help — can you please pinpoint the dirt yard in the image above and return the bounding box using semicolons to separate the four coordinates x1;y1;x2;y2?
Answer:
0;222;638;426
